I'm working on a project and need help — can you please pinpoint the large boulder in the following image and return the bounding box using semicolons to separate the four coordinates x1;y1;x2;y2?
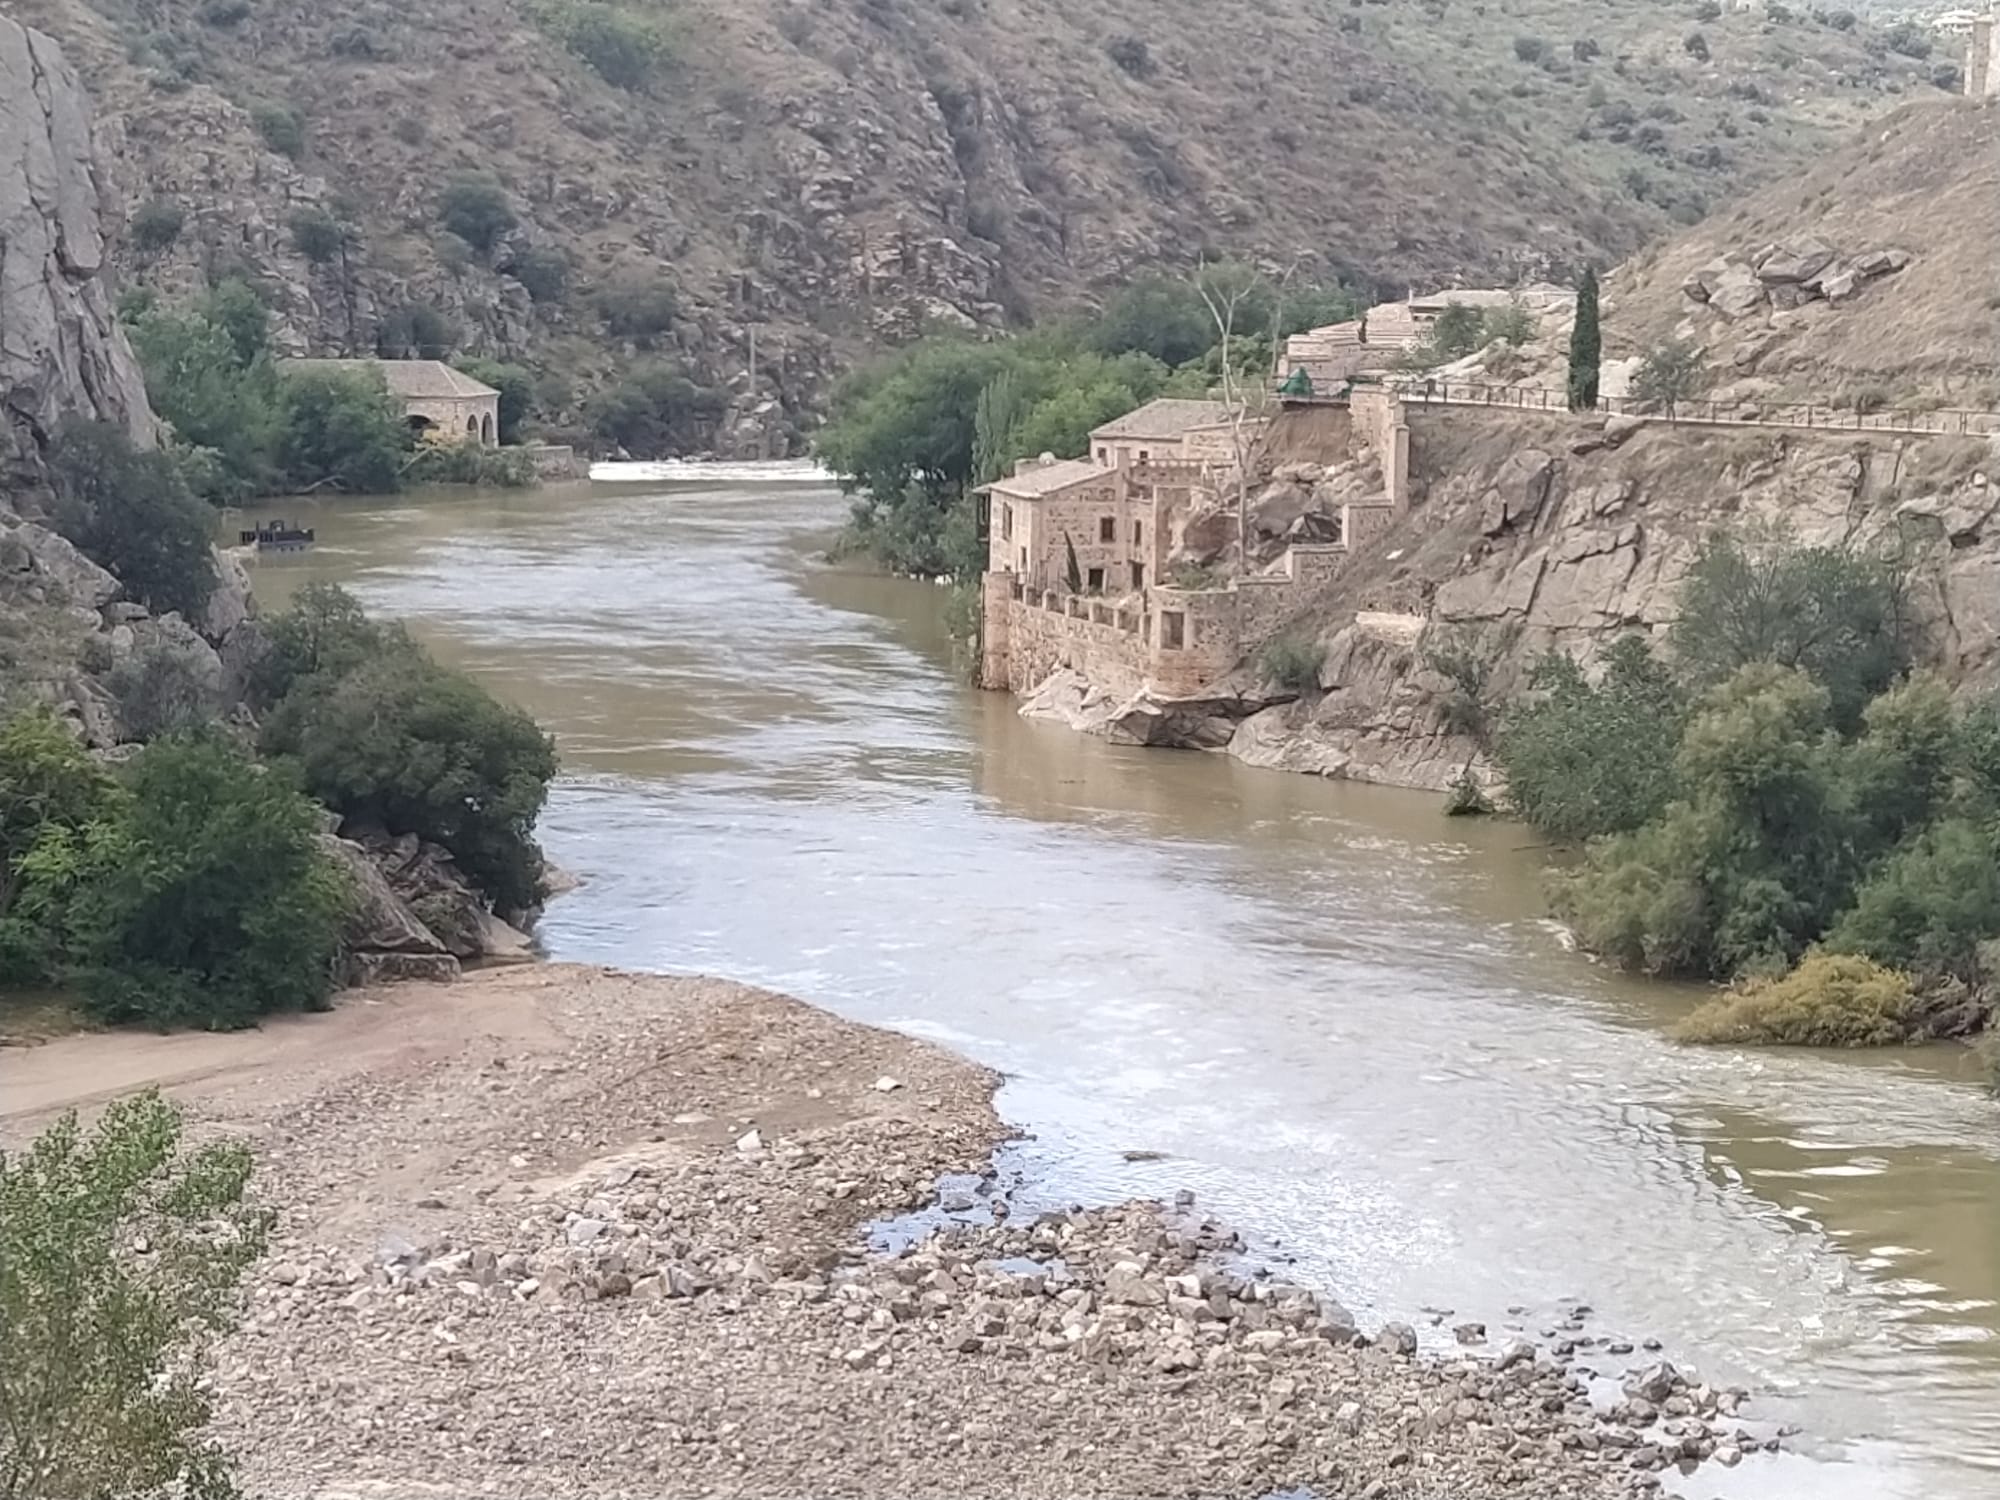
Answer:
317;835;461;987
200;546;254;643
1754;239;1836;284
354;828;525;961
1;520;120;609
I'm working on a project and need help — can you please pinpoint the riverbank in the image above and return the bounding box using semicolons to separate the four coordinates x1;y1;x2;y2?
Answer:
2;964;1744;1498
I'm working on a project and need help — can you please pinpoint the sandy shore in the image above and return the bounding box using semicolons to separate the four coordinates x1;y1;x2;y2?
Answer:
1;965;1749;1498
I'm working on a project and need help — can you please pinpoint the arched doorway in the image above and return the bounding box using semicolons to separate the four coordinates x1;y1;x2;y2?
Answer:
465;414;480;441
407;415;435;439
480;412;495;446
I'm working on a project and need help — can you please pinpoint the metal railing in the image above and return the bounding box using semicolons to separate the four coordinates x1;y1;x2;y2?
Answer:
1281;377;2000;438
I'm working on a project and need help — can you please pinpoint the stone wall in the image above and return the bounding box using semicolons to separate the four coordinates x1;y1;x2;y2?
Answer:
1349;389;1411;509
985;579;1149;697
410;393;500;446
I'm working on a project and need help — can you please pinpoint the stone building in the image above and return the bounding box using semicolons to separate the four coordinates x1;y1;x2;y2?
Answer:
281;358;501;446
1968;15;1999;97
976;394;1394;701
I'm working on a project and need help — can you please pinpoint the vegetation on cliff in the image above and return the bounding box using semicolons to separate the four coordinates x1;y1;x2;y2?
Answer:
820;269;1360;577
121;283;534;500
0;1091;267;1500
0;721;349;1029
257;585;559;912
1494;532;2000;1043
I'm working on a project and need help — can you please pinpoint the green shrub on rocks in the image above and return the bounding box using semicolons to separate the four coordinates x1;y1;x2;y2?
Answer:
47;421;218;621
1259;636;1325;695
129;199;186;255
437;174;517;254
64;733;350;1029
1672;952;1918;1046
258;587;558;912
0;713;121;986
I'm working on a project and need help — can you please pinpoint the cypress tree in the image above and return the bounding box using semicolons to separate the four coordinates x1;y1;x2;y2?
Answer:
1568;267;1602;412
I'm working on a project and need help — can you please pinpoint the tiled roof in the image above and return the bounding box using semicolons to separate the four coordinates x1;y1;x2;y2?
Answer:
1089;398;1237;441
281;358;499;400
984;458;1104;498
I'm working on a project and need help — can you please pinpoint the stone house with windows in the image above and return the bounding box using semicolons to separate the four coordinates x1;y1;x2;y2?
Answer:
281;358;501;447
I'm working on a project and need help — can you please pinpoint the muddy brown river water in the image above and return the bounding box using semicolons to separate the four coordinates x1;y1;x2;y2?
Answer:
242;468;2000;1499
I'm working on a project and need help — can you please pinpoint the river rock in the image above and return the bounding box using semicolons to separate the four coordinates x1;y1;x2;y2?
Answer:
1625;1360;1681;1404
1377;1321;1418;1356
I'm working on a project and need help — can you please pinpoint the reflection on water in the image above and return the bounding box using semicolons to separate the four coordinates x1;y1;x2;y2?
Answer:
241;479;2000;1499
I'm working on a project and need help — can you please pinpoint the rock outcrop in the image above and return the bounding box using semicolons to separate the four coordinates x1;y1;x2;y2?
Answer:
0;18;152;491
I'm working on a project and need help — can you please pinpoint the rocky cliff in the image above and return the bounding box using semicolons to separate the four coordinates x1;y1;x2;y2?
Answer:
4;0;1950;450
1225;410;1999;791
0;17;152;491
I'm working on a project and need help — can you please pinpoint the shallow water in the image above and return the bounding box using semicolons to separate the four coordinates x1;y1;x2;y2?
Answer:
241;475;2000;1499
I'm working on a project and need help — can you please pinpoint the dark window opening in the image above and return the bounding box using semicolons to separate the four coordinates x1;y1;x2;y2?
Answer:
1086;566;1105;592
1161;610;1185;648
1131;562;1146;590
1098;516;1116;542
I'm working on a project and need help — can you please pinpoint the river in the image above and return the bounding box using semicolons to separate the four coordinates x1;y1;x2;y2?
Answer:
242;469;2000;1500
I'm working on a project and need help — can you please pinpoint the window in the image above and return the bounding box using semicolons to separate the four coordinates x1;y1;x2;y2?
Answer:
1086;566;1104;591
1132;520;1144;546
1161;610;1185;648
1096;446;1109;463
1131;562;1146;590
1098;516;1115;542
1018;547;1027;572
1001;503;1013;540
1138;448;1150;461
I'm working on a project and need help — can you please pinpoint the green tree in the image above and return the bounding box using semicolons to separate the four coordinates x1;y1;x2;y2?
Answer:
1567;267;1601;411
971;369;1022;487
64;734;350;1029
0;1091;268;1500
504;245;570;303
277;369;409;493
563;1;670;88
1631;337;1706;414
587;363;728;456
1829;819;2000;979
200;280;272;370
594;275;680;341
1496;636;1686;842
287;206;349;265
249;582;394;707
437;175;517;254
260;644;557;912
125;294;285;501
129;200;186;255
1085;276;1217;368
453;358;535;443
46;423;218;621
0;713;120;984
249;102;305;158
1671;531;1905;729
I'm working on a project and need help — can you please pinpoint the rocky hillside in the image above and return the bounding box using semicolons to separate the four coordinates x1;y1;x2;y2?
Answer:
5;0;1954;449
1603;101;1999;406
1224;408;1998;789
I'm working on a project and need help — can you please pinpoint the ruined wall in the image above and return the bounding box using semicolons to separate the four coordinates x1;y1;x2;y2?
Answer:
989;587;1149;697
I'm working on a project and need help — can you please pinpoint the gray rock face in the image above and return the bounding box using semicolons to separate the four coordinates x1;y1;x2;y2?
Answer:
318;835;450;959
0;19;154;490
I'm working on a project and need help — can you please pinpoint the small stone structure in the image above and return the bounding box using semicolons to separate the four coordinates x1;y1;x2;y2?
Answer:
1278;285;1573;392
281;358;501;446
1968;15;1998;98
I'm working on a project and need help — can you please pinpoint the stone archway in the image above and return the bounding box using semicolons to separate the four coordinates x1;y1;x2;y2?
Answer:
465;414;480;441
480;412;495;446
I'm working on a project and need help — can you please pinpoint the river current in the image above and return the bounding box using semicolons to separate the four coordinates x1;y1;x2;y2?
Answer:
244;469;2000;1499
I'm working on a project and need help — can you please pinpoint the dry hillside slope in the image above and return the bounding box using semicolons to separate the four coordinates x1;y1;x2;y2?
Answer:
1605;100;2000;404
7;0;1957;447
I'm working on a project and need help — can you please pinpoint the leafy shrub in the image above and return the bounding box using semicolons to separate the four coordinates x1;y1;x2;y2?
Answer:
259;592;558;911
1631;338;1706;411
1497;637;1685;842
1883;20;1931;58
277;368;409;493
1483;303;1536;347
199;0;252;25
130;199;185;254
125;290;285;502
1422;624;1508;740
406;441;538;487
0;1092;268;1498
588;362;728;457
250;102;306;158
1671;953;1917;1046
288;206;349;264
374;302;458;361
330;24;388;58
106;629;225;742
1931;61;1963;92
1571;37;1601;60
1671;531;1905;730
570;1;671;87
504;245;570;303
595;275;680;340
438;174;517;254
1106;36;1154;77
1684;30;1710;60
0;713;120;985
65;733;349;1028
1259;636;1325;695
1513;35;1548;62
1829;819;2000;979
47;422;217;621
